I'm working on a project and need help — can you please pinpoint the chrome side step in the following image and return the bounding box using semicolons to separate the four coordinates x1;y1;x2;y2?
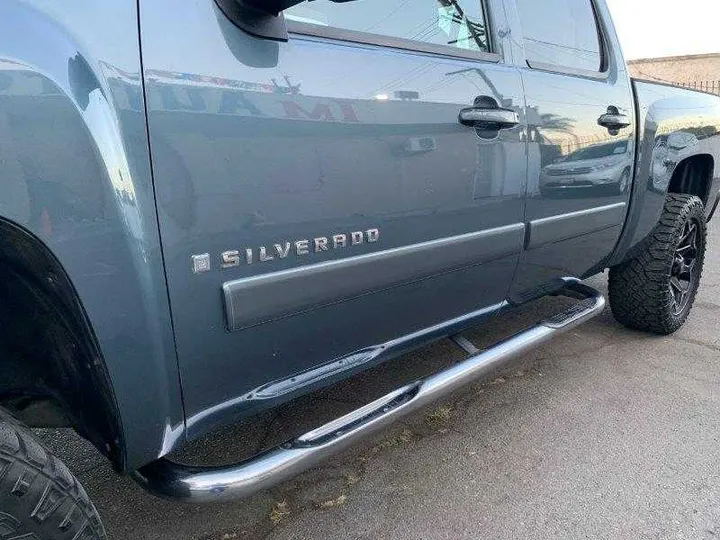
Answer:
132;279;604;503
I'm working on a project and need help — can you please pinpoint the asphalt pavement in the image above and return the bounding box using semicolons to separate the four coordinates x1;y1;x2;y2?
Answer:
37;216;720;539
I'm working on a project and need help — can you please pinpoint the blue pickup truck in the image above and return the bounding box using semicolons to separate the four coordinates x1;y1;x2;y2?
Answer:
1;0;719;537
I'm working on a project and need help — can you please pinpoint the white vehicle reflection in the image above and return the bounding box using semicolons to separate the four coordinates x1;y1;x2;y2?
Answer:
539;140;631;196
651;131;701;192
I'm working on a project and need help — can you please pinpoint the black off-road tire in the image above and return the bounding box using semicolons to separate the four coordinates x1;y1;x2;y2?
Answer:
0;410;106;539
609;193;707;335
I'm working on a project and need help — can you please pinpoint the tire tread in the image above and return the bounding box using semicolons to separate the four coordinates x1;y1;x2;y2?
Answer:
0;409;106;539
609;193;707;335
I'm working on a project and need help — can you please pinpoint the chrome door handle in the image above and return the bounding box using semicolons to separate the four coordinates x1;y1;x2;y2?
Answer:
458;107;520;130
598;112;631;130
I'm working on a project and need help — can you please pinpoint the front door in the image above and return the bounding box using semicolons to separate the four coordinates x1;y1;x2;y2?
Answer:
140;0;528;438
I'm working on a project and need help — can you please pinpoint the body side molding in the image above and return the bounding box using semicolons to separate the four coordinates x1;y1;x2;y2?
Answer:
527;202;627;250
223;224;525;331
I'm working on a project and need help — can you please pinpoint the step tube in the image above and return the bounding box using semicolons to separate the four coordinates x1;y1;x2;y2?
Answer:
132;279;604;502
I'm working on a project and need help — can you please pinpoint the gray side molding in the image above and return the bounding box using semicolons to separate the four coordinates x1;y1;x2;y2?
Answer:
527;202;627;249
223;224;525;331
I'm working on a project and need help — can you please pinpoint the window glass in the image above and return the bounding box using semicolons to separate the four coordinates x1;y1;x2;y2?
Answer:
285;0;491;54
515;0;602;72
563;140;628;162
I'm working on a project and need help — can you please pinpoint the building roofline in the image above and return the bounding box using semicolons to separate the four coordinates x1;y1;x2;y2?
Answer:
628;52;720;64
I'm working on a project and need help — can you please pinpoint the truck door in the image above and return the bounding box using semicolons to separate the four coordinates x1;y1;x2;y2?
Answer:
509;0;635;299
139;0;527;438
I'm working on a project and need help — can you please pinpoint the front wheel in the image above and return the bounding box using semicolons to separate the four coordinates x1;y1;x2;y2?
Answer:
614;169;630;195
609;193;707;335
0;410;107;539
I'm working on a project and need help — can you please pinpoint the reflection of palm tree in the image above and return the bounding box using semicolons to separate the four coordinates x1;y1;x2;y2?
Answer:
439;0;488;51
544;113;583;156
527;109;576;165
531;111;575;147
540;113;574;133
444;67;502;102
464;19;488;51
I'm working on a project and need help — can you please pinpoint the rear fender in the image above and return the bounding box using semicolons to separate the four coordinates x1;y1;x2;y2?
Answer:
609;80;720;266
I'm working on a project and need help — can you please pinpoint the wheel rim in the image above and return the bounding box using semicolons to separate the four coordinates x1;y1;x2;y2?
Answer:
619;171;629;192
670;218;701;316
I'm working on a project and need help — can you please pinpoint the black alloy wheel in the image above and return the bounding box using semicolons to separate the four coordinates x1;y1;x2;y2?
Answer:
670;218;701;316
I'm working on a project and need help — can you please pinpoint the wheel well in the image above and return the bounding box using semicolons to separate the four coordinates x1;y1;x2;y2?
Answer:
0;219;124;469
668;154;714;206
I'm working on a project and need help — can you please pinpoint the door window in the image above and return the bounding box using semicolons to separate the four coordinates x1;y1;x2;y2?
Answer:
285;0;491;54
515;0;603;72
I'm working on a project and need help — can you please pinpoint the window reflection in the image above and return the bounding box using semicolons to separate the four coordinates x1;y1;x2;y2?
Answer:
516;0;602;72
285;0;490;53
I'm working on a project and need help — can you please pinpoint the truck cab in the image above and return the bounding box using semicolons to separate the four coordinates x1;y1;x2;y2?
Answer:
0;0;718;536
138;0;637;447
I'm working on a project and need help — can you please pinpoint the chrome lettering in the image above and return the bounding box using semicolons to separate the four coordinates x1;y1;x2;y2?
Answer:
296;240;310;255
351;231;364;245
274;242;291;258
259;246;274;262
203;227;381;273
314;237;329;252
333;234;347;249
220;250;240;269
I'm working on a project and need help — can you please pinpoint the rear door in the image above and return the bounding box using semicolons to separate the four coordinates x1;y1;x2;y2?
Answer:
509;0;635;299
140;0;527;438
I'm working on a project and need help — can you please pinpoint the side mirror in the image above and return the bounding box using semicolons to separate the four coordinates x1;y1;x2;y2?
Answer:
215;1;280;68
215;0;356;42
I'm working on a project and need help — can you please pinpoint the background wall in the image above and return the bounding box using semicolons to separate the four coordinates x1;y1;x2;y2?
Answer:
628;53;720;95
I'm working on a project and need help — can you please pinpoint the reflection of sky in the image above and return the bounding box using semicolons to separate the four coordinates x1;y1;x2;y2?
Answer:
515;0;600;71
29;0;139;71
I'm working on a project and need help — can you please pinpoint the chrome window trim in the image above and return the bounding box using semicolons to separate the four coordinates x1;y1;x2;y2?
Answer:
525;60;610;81
286;0;500;64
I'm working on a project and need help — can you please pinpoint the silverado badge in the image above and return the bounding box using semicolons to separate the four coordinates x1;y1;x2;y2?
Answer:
191;228;380;274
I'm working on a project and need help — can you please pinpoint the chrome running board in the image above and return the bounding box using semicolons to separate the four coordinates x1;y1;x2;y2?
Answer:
132;279;604;503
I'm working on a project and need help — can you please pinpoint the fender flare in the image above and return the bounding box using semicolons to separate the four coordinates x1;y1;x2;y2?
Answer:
0;0;185;470
0;218;125;468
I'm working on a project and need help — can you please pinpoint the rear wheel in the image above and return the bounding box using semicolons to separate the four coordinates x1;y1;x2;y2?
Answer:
609;193;706;334
0;409;106;539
